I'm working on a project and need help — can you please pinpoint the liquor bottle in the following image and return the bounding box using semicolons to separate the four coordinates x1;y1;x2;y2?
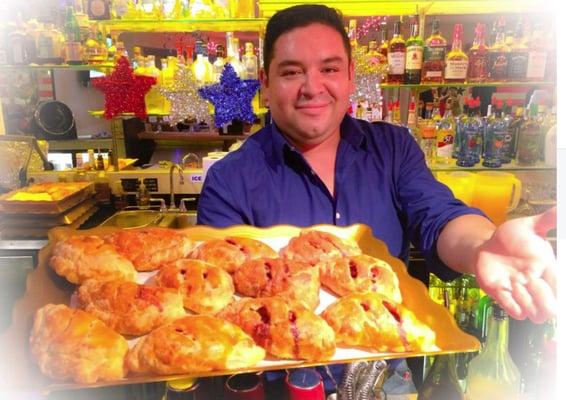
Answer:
144;55;165;114
453;98;470;159
241;42;258;80
212;44;226;82
404;18;424;84
525;24;547;81
487;17;509;81
436;102;455;165
192;41;213;85
226;33;245;77
504;105;524;163
483;102;508;168
507;18;528;81
366;40;387;73
348;19;358;49
420;124;436;167
421;18;447;84
467;23;489;82
465;303;521;399
444;24;468;83
418;353;463;400
456;98;482;167
516;104;541;165
387;20;406;84
379;21;389;58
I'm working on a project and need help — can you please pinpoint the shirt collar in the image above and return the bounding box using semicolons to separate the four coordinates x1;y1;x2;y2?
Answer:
268;114;367;165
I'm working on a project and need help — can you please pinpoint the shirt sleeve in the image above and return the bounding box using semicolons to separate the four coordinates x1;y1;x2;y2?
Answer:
393;127;486;281
197;166;247;227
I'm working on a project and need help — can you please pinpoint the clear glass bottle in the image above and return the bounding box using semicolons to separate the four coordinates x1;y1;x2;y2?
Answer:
436;102;455;165
212;44;226;82
422;18;447;83
379;21;389;59
404;17;424;84
418;355;464;400
420;124;436;166
465;303;521;400
482;102;508;168
444;23;468;83
499;99;516;163
456;98;483;167
467;23;489;82
526;24;547;81
241;41;258;79
516;104;541;165
387;20;406;84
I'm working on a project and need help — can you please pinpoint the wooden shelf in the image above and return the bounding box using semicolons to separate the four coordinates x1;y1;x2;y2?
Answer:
137;132;250;141
47;138;113;151
99;18;267;34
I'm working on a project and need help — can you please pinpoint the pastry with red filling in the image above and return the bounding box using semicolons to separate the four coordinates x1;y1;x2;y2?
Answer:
280;230;361;266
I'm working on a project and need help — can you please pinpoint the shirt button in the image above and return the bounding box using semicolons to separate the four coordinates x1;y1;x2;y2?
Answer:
336;212;341;220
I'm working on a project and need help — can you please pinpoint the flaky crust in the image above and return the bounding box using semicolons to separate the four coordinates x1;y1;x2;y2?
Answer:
280;230;362;266
29;304;129;383
318;254;402;302
219;297;336;361
49;235;137;284
155;259;234;315
233;257;320;310
105;227;194;271
321;293;436;353
188;236;277;273
126;315;265;375
77;280;186;336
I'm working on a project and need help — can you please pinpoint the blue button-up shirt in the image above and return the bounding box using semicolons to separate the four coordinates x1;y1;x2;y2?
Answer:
198;114;484;279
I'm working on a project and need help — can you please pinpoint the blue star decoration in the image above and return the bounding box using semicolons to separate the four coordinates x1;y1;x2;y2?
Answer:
198;63;260;127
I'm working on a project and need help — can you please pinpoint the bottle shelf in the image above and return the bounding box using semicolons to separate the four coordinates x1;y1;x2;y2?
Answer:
98;18;267;33
430;160;555;172
380;81;555;89
258;0;549;17
47;138;113;151
0;63;115;71
137;131;249;142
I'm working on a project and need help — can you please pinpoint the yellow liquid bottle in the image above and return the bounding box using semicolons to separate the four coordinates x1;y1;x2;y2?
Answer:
144;55;165;114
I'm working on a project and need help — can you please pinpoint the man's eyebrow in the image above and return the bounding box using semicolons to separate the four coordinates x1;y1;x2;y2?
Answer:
275;56;346;69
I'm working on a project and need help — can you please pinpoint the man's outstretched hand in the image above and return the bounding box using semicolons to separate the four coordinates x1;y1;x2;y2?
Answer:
472;207;557;323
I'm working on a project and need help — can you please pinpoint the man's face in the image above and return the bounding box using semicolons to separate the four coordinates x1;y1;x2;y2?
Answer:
261;23;355;149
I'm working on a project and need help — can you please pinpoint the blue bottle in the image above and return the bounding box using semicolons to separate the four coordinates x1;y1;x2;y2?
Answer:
483;102;508;168
456;98;483;167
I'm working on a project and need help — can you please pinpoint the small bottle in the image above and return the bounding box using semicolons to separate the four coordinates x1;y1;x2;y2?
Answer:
421;18;447;84
444;24;468;83
212;44;226;82
387;20;406;84
404;17;424;84
136;179;150;208
96;151;105;170
420;124;436;166
465;302;521;399
94;171;111;205
436;102;455;165
241;42;258;79
467;23;489;82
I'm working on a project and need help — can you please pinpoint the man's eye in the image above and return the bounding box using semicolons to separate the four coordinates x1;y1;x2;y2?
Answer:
281;70;301;77
322;67;339;73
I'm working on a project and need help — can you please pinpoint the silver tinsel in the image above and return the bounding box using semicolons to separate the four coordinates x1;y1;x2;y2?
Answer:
159;68;212;124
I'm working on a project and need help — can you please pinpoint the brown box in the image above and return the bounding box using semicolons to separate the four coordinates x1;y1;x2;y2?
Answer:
0;224;480;394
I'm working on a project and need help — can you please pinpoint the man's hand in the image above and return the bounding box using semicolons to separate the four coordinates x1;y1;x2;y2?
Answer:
472;207;557;323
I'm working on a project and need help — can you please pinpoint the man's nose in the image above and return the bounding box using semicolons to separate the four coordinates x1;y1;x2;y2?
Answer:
300;71;324;97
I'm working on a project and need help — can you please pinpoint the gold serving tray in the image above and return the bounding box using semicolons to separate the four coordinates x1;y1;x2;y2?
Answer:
0;224;480;393
0;182;94;215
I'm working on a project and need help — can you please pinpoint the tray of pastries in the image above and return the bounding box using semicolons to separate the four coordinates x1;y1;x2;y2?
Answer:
0;182;94;214
0;224;480;392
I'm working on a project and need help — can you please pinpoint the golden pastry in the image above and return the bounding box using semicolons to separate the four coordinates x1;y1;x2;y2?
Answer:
219;297;336;361
232;257;320;310
155;259;234;315
77;280;186;336
318;254;402;302
29;303;129;383
105;227;194;271
280;229;362;266
321;292;437;353
126;315;265;375
189;236;277;273
49;234;136;284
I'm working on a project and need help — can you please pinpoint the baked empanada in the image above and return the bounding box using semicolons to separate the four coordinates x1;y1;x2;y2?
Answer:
280;230;361;266
126;315;265;375
189;236;277;273
232;257;320;309
155;259;234;315
49;235;136;284
29;304;129;383
105;227;194;271
77;280;186;336
318;254;402;302
219;297;336;361
321;292;437;353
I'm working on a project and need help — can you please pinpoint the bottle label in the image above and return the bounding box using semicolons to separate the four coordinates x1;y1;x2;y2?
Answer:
388;51;406;75
526;51;547;79
424;46;446;62
468;53;488;80
508;52;528;79
437;129;454;158
445;59;468;79
405;46;423;70
488;51;509;80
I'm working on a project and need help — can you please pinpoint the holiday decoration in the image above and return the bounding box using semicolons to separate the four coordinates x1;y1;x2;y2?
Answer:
351;46;388;104
160;68;212;124
91;56;156;120
198;63;260;127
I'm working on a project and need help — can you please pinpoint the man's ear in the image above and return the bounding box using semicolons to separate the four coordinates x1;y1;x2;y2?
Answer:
259;68;269;104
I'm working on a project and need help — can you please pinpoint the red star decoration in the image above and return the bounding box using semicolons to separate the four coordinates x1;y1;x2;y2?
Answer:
91;56;157;119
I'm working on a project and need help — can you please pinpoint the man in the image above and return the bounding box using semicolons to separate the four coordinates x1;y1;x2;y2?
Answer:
198;2;556;394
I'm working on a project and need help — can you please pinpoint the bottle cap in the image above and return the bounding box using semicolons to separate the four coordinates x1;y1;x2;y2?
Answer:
491;303;507;319
167;377;197;391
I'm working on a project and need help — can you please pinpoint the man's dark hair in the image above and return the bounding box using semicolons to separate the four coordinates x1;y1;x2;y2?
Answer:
263;4;351;75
